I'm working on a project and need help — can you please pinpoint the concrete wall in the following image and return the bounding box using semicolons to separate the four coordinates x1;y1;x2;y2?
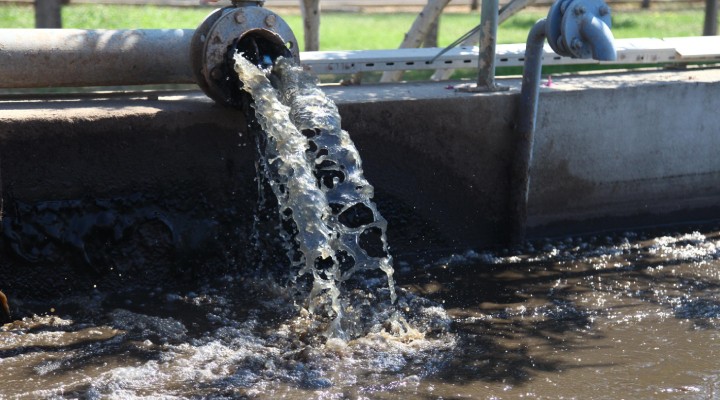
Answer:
327;68;720;244
528;71;720;234
0;96;259;293
335;93;517;252
1;68;719;291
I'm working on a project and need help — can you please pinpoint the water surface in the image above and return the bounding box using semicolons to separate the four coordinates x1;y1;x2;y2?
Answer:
2;226;719;398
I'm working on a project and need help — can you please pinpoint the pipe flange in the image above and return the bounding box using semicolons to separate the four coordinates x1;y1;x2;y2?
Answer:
546;0;612;59
561;0;612;59
231;0;266;6
191;5;299;106
545;0;573;56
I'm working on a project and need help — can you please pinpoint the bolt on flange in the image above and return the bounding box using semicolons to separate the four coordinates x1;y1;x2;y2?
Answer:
264;15;276;28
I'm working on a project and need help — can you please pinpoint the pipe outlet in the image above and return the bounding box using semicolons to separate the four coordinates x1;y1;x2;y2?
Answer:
580;15;617;61
190;3;299;107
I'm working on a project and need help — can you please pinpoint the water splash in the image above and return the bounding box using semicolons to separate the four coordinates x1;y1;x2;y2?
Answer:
233;54;396;337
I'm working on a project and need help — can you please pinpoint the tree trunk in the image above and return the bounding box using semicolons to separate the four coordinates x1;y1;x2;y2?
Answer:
498;0;537;22
424;18;439;48
704;0;718;36
380;0;451;82
35;0;63;28
300;0;321;51
641;0;651;9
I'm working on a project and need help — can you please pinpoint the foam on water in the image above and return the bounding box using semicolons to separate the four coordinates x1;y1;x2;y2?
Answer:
0;273;453;398
3;226;720;398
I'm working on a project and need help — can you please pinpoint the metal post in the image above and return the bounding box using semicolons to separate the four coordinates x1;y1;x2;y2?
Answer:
35;0;63;28
704;0;718;36
457;0;508;92
300;0;321;51
477;0;502;89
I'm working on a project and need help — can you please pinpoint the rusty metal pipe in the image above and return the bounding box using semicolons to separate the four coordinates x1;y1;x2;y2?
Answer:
0;29;195;88
476;0;500;89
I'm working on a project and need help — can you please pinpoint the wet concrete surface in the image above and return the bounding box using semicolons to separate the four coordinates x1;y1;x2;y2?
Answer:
4;68;720;253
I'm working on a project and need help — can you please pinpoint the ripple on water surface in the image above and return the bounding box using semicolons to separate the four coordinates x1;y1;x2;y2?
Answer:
2;226;720;398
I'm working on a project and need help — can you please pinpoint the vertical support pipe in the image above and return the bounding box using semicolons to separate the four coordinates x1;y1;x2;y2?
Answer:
704;0;718;36
509;18;547;244
509;0;615;243
300;0;321;51
477;0;500;89
35;0;63;28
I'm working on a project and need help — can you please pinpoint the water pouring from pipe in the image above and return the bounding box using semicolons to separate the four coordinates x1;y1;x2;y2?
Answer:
232;52;401;338
117;0;424;341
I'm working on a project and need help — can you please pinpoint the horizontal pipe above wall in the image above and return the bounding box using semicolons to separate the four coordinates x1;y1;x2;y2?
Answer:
0;29;718;89
0;29;195;88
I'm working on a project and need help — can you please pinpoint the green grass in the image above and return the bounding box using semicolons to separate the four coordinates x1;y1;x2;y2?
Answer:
0;4;708;49
0;4;209;29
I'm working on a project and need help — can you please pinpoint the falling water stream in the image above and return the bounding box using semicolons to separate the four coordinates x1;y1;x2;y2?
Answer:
1;58;720;398
232;54;398;338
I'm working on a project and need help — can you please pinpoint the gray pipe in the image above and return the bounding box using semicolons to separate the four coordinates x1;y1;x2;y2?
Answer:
476;0;500;89
510;0;616;243
509;18;546;244
0;29;195;88
704;0;718;36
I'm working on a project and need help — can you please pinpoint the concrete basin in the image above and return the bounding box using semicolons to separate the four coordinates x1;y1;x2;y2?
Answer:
2;68;719;293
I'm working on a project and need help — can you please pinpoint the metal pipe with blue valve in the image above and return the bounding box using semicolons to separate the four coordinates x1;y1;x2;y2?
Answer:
509;0;616;243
